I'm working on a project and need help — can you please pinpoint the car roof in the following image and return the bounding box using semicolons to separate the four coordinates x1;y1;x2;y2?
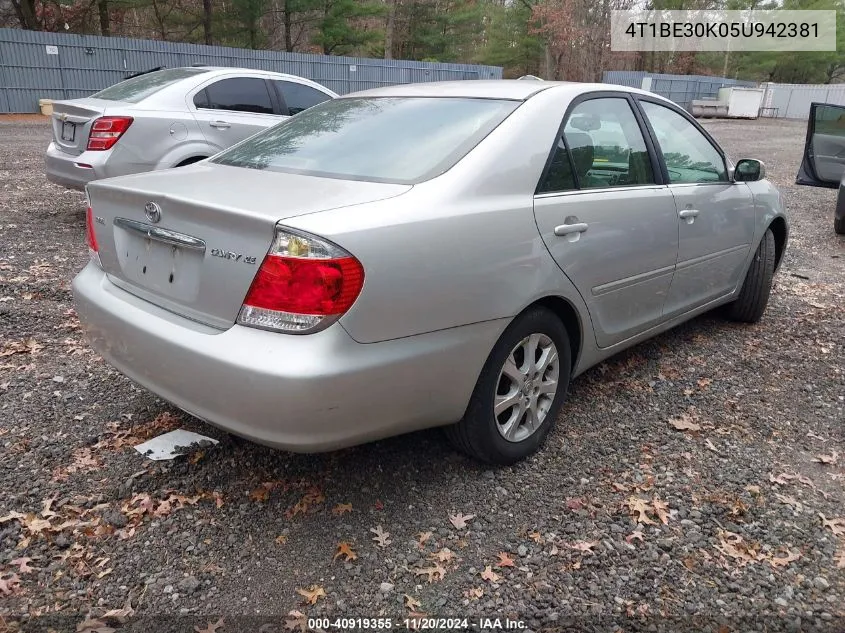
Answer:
343;80;665;102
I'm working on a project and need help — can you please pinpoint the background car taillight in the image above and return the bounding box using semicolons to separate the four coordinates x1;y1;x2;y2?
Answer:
237;226;364;334
85;201;101;268
87;116;133;151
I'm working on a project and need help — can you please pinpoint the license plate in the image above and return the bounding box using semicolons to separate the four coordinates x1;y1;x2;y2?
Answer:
114;229;203;301
61;121;76;142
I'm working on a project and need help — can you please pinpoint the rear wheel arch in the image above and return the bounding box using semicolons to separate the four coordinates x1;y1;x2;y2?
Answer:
526;296;582;372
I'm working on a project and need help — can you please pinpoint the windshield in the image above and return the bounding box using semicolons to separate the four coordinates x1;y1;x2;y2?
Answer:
211;97;520;184
92;68;209;103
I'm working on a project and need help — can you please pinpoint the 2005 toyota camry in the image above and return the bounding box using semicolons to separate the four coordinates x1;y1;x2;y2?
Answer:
73;80;788;464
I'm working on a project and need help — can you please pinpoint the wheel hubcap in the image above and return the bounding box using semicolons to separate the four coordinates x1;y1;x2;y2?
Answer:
494;333;559;443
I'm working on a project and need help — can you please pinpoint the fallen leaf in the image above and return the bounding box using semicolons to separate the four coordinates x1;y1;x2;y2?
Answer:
465;587;484;599
626;497;657;525
9;557;34;574
835;548;845;569
704;438;719;453
417;531;433;547
449;513;475;529
275;535;288;545
819;514;845;537
403;594;422;612
76;617;116;633
569;540;600;553
480;565;500;583
374;499;384;511
0;573;21;596
102;596;135;623
333;542;357;562
41;498;58;519
414;563;446;582
194;617;224;633
248;485;271;503
770;549;801;568
745;484;761;495
0;338;43;357
565;497;585;510
284;610;307;632
528;531;544;544
370;525;391;548
429;548;455;564
812;451;839;465
495;552;515;568
0;511;26;524
626;529;644;544
652;497;670;525
697;378;712;389
668;413;701;432
714;529;762;566
296;585;326;605
332;503;353;515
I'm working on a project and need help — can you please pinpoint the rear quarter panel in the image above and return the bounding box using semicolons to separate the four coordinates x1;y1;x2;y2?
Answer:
284;89;595;347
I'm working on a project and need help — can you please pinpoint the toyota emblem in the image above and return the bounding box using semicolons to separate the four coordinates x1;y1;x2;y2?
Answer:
144;201;162;223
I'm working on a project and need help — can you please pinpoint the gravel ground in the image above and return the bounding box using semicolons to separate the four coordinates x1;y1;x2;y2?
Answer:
0;116;843;633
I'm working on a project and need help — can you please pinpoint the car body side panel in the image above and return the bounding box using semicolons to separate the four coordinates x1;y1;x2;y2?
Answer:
285;88;591;346
662;182;756;315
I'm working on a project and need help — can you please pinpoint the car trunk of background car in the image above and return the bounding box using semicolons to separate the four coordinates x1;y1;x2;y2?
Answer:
49;99;110;155
86;163;410;329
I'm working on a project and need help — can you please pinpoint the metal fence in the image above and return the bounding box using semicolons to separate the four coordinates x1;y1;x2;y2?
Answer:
760;83;845;120
603;70;755;111
0;28;502;113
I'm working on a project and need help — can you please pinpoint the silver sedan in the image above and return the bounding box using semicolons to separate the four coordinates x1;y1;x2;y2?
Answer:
73;80;788;464
45;67;336;191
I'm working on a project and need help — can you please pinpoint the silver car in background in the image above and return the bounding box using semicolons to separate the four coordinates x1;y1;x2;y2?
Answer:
45;67;336;190
73;81;788;464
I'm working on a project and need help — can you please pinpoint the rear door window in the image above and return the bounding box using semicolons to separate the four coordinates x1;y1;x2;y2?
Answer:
538;97;654;193
196;78;274;115
273;80;332;115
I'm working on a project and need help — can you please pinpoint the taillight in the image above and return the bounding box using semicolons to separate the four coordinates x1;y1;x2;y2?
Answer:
85;203;101;268
237;227;364;334
86;116;133;151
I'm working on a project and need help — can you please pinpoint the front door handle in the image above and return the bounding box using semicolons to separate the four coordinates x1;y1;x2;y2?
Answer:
679;209;699;224
554;222;589;236
209;120;231;129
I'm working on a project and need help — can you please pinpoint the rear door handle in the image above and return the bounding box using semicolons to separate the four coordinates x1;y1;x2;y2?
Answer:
209;120;231;129
679;209;699;224
554;222;589;236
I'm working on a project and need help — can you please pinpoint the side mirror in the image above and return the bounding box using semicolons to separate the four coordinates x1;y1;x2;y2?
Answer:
734;158;766;182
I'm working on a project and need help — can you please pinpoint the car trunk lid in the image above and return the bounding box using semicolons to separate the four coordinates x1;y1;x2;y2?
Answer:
50;99;113;155
86;163;410;329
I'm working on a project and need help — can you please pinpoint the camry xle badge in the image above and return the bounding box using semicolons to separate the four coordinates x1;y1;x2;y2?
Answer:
144;201;162;223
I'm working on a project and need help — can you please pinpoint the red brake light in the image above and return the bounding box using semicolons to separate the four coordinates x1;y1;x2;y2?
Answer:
87;116;133;151
85;205;98;252
85;204;102;268
244;256;364;315
238;227;364;333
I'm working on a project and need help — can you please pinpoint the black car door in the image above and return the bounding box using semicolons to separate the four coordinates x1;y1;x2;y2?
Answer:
796;102;845;234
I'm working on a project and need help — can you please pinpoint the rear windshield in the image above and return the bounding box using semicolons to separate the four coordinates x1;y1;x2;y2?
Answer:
92;68;209;103
211;97;520;184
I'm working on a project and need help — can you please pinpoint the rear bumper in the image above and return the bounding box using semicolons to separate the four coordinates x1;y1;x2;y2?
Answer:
72;263;505;452
45;142;105;190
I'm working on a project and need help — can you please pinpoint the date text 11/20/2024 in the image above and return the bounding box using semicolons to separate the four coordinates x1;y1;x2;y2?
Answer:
306;618;526;630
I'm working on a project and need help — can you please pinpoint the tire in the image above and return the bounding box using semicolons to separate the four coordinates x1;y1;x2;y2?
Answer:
835;215;845;235
726;228;775;323
445;307;572;465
